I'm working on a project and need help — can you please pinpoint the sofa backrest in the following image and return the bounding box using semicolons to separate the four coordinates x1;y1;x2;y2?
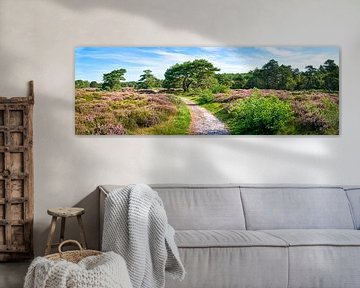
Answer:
153;185;246;230
100;184;246;230
345;188;360;229
240;186;355;230
100;184;358;231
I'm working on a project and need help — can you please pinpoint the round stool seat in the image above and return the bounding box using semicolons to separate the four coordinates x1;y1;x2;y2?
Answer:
47;207;85;218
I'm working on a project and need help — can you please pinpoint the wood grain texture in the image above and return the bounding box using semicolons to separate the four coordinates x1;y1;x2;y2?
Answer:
47;207;85;217
0;81;34;261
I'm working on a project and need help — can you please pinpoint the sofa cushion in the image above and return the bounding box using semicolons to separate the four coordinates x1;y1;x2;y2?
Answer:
262;229;360;246
287;246;360;288
175;230;287;248
261;230;360;287
154;186;246;230
240;186;355;230
165;247;289;288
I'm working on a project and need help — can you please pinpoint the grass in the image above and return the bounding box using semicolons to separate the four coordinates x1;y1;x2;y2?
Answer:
201;102;232;123
133;101;191;135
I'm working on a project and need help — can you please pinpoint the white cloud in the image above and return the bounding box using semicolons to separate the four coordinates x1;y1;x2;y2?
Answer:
262;47;300;58
200;47;224;53
152;50;195;63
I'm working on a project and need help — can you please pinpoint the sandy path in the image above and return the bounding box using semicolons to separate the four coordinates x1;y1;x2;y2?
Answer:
181;97;229;135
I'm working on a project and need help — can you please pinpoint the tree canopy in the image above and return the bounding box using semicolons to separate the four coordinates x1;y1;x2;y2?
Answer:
102;68;127;90
137;70;161;89
163;59;220;91
75;59;339;92
75;80;90;89
89;81;99;88
321;59;339;91
244;59;339;91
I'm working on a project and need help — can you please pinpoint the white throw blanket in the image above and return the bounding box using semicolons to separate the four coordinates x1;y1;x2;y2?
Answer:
102;184;185;288
24;251;132;288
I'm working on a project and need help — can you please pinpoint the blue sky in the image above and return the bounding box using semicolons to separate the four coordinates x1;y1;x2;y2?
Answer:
75;47;339;82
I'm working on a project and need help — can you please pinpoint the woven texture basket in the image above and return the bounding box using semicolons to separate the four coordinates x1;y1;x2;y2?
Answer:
45;240;102;263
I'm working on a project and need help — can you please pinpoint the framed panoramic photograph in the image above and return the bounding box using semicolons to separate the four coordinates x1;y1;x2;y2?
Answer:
75;47;339;135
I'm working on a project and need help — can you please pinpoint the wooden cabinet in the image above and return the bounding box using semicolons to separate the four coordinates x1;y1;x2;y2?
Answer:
0;81;34;261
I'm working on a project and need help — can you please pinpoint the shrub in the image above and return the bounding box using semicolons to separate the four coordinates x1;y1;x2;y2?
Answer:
95;123;126;135
210;84;230;94
292;99;334;134
296;112;328;134
90;81;99;88
75;89;182;134
230;95;294;134
75;80;90;89
198;89;214;104
320;97;339;132
130;108;161;127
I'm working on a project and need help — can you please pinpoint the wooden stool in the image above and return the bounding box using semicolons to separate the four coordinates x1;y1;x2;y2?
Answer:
45;207;87;255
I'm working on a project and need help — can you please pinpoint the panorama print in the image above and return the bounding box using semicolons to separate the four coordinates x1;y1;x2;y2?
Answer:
75;47;339;135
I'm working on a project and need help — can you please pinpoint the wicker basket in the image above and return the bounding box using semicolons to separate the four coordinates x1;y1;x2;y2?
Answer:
45;240;102;263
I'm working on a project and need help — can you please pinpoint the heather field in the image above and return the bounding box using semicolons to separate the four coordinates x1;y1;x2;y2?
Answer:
75;88;191;135
75;88;339;135
187;89;339;135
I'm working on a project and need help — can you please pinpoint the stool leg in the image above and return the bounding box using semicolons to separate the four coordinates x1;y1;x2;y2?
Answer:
60;217;66;243
77;215;87;249
45;216;57;255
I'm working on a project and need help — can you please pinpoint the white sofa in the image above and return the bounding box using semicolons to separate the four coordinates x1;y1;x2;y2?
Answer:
99;184;360;288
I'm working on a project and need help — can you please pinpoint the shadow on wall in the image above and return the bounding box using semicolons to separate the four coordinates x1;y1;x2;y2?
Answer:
143;136;334;185
39;188;99;255
31;93;106;255
51;0;349;45
0;0;344;256
53;0;259;42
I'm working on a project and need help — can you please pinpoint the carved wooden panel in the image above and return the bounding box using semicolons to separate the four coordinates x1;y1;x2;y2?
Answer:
0;81;34;261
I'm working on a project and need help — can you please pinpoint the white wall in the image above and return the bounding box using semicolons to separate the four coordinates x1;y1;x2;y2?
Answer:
1;0;360;256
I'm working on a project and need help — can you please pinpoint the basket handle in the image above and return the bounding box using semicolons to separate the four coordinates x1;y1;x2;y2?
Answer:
58;240;83;255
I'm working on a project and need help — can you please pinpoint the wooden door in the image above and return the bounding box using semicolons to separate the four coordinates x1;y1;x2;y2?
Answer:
0;82;34;261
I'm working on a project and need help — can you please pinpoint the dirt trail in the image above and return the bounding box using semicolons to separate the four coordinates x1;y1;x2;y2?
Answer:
181;97;229;135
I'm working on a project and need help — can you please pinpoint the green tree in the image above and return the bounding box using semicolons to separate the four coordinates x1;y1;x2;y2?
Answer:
163;59;220;92
214;58;339;91
321;59;339;91
137;69;160;89
122;81;138;88
245;69;265;89
232;73;245;89
278;65;296;90
215;73;245;89
262;59;281;89
215;73;234;87
75;80;90;89
102;68;127;90
299;65;322;90
89;81;99;88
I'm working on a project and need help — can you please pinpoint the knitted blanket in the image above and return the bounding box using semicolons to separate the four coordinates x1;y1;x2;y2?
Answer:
102;184;185;288
24;251;132;288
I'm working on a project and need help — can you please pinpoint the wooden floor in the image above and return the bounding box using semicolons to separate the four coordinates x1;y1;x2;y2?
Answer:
0;261;30;288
